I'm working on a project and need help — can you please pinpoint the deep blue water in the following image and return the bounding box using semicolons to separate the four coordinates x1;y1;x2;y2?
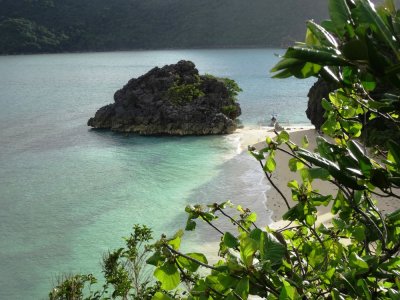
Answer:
0;49;314;299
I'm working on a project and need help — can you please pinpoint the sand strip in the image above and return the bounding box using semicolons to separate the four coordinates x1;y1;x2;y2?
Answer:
235;125;399;223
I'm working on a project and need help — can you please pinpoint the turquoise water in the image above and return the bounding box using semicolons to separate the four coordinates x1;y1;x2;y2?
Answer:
0;49;314;299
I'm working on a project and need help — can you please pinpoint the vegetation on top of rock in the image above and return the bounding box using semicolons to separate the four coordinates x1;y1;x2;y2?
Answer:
203;74;243;103
167;75;205;106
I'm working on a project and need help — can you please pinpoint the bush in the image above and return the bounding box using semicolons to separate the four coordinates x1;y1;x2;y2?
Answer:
203;74;243;103
0;18;66;54
221;105;240;119
167;82;205;106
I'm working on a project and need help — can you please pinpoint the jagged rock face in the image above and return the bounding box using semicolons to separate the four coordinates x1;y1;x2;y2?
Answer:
88;60;241;135
306;78;337;129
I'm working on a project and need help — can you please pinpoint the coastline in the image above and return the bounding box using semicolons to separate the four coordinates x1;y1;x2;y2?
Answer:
234;125;322;223
186;124;400;267
233;125;400;224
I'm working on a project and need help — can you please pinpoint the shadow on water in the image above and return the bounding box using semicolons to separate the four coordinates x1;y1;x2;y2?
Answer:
88;128;224;148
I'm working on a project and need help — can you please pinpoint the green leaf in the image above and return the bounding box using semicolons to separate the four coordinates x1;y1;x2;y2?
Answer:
329;0;352;36
289;158;304;172
300;62;322;77
234;277;249;299
360;72;377;91
387;208;400;225
322;115;340;135
306;27;320;46
306;214;316;226
349;252;369;274
277;130;290;143
301;167;331;181
271;58;303;72
185;205;195;213
185;219;196;231
310;194;332;206
287;179;299;190
271;69;294;79
347;140;372;176
146;250;164;267
388;289;400;300
381;257;400;271
177;253;207;272
152;292;173;300
321;19;337;33
350;225;366;242
264;153;276;173
201;212;217;222
322;267;336;284
240;236;258;267
260;231;286;266
331;288;343;300
206;273;237;293
297;150;364;190
246;212;257;223
302;135;309;148
167;230;183;250
321;98;334;111
355;0;400;60
284;45;349;66
306;20;339;47
340;119;362;137
356;279;372;300
283;205;300;221
297;149;338;170
223;232;239;249
279;280;299;300
387;140;400;167
154;262;180;290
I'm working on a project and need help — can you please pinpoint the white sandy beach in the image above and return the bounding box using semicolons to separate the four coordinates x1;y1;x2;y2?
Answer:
234;125;400;225
184;124;400;300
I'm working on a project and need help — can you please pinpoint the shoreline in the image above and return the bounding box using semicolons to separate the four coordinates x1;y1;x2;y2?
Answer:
233;125;318;223
233;125;400;224
194;125;318;263
233;124;315;153
181;124;400;274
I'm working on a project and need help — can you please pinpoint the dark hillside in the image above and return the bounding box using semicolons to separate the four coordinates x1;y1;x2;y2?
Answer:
0;0;329;54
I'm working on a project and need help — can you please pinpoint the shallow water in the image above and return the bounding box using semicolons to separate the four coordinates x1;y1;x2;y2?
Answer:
0;49;314;299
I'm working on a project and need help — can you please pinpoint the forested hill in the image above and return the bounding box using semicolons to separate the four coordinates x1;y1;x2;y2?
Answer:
0;0;329;54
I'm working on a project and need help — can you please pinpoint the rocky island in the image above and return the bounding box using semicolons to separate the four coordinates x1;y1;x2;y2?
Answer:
88;60;241;135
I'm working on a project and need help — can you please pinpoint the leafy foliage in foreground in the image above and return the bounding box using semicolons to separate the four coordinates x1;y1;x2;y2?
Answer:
271;0;400;145
50;0;400;299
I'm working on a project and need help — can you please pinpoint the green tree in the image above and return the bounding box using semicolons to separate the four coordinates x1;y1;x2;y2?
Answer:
0;18;65;54
50;0;400;299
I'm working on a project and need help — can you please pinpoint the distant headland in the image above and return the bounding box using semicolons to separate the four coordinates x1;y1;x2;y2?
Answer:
0;0;328;55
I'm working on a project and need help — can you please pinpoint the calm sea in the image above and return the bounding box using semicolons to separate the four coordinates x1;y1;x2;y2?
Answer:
0;49;314;299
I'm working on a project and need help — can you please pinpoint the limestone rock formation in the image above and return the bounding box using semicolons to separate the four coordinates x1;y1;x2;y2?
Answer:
306;78;337;129
88;60;241;135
